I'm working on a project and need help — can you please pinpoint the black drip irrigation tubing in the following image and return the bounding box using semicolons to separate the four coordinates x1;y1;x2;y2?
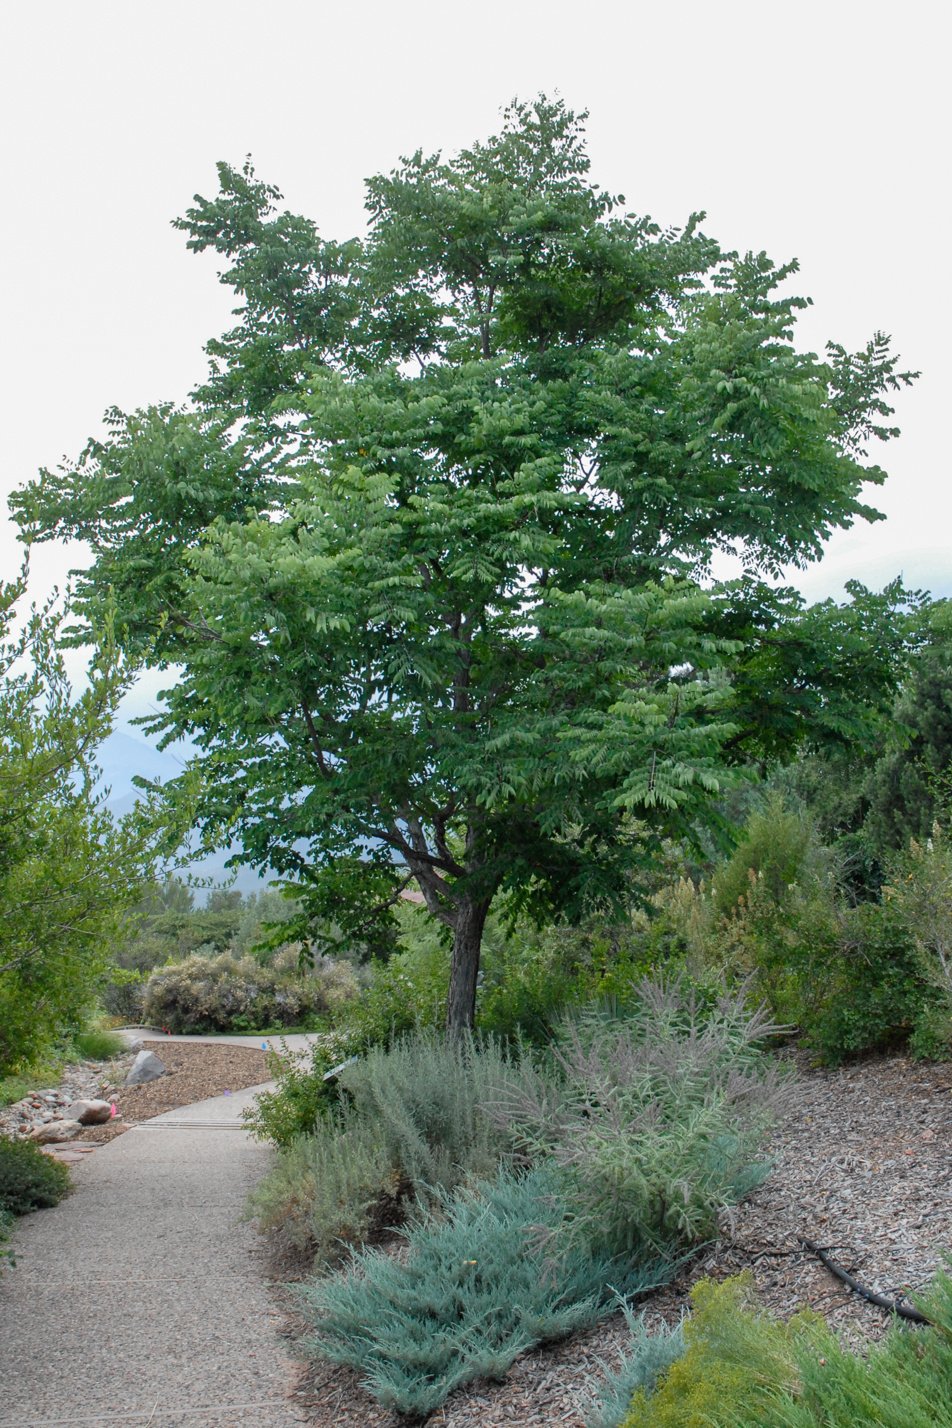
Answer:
799;1237;932;1325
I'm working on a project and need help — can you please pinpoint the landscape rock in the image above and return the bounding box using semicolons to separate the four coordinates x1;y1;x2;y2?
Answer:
29;1119;84;1144
125;1049;167;1086
65;1099;113;1126
0;1050;135;1141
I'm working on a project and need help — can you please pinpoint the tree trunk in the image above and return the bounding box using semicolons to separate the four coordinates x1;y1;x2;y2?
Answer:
446;896;490;1035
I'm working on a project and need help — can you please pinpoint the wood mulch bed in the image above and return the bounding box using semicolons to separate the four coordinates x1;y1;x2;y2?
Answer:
81;1039;270;1142
285;1050;952;1428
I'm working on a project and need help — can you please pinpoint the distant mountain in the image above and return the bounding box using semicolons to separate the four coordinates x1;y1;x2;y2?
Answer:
98;728;270;896
97;729;191;816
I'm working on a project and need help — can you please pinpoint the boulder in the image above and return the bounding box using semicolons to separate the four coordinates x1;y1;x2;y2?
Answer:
30;1119;84;1144
65;1098;113;1126
124;1049;166;1087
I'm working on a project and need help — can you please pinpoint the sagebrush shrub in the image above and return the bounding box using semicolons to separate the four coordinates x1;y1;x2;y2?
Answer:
0;1134;71;1216
245;1113;398;1266
299;1166;675;1418
248;1029;522;1262
338;1028;517;1193
246;939;450;1143
141;951;357;1033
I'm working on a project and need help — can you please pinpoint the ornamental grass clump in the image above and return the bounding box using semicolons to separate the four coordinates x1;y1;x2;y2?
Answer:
298;1165;676;1419
492;976;788;1259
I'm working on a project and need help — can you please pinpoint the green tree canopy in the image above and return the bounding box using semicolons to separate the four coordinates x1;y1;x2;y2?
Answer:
13;98;917;1029
864;600;952;849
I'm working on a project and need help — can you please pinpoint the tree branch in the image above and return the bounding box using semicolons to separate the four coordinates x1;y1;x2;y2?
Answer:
300;696;330;776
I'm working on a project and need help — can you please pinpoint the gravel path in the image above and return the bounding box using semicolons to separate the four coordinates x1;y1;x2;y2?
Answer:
0;1043;310;1427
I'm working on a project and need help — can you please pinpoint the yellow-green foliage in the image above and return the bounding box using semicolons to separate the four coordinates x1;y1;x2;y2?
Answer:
619;1265;952;1428
621;1275;804;1427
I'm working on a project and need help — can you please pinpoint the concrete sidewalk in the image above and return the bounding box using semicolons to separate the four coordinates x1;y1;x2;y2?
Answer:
117;1029;321;1055
0;1064;308;1425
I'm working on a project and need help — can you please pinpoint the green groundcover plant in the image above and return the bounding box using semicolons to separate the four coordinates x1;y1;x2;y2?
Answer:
0;1135;71;1217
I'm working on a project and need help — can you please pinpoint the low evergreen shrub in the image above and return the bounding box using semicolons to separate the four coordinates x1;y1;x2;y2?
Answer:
0;1134;71;1216
248;1029;522;1263
298;1166;676;1419
585;1310;685;1428
800;899;927;1062
338;1029;517;1192
655;806;934;1064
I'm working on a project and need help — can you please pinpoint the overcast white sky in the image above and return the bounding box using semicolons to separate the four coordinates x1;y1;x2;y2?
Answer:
2;0;948;640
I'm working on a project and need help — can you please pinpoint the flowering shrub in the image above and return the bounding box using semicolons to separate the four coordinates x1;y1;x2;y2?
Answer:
141;950;358;1033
